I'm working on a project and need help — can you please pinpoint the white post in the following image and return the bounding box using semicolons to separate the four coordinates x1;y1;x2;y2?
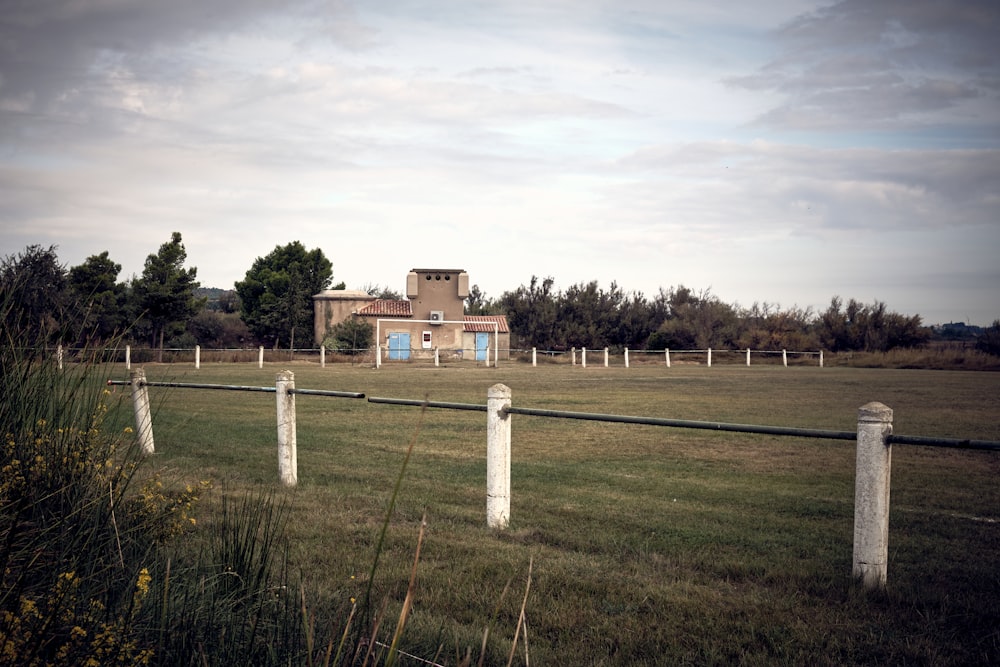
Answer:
604;347;609;367
258;346;264;369
532;347;537;367
130;368;154;456
486;344;491;368
434;347;439;367
665;349;671;368
195;345;201;369
582;347;587;368
486;383;512;529
572;347;577;366
376;343;382;369
276;371;297;487
746;348;751;366
783;349;788;367
707;348;712;367
321;345;326;368
125;344;131;370
624;348;630;368
57;344;64;370
820;350;824;368
853;402;893;590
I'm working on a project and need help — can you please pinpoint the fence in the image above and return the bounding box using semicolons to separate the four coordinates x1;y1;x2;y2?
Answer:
112;368;999;590
62;343;823;369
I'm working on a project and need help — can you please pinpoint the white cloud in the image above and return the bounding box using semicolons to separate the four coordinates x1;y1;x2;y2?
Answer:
1;0;997;326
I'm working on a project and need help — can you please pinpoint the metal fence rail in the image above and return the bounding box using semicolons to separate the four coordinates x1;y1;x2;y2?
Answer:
367;396;486;412
118;370;999;589
364;396;1000;450
108;379;365;399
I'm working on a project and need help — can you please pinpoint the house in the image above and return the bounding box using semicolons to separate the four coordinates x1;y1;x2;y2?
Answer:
313;268;510;361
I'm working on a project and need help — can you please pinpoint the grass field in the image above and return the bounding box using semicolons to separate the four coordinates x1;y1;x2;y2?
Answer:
111;361;1000;665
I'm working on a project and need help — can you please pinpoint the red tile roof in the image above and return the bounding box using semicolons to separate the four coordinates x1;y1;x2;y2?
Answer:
463;315;509;333
356;300;413;317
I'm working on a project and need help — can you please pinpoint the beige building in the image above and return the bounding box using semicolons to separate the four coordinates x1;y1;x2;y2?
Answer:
313;268;510;361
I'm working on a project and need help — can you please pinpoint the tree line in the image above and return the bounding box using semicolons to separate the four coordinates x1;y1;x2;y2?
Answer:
3;239;998;356
0;235;338;359
483;276;994;354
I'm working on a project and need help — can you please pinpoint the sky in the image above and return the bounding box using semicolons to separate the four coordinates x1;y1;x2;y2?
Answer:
1;0;998;326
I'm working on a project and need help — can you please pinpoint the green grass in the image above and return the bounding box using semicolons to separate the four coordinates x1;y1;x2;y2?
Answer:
108;361;1000;665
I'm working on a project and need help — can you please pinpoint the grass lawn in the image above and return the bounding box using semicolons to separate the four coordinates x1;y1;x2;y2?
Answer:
109;361;1000;665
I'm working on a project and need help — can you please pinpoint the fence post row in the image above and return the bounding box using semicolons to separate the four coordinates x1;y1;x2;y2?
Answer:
486;383;512;529
276;371;298;487
130;368;155;456
117;370;994;590
853;402;893;590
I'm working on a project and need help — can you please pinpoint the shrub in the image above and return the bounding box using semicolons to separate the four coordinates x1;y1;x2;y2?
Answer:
976;320;1000;356
0;289;306;666
324;318;374;355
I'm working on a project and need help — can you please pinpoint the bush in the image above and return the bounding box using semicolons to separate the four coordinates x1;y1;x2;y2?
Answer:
324;318;373;355
976;320;1000;356
0;291;307;666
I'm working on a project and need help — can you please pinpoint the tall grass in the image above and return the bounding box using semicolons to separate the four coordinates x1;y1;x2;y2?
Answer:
0;298;311;665
1;294;524;665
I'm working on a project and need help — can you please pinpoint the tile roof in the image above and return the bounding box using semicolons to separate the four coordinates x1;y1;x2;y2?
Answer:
463;315;509;333
356;300;413;317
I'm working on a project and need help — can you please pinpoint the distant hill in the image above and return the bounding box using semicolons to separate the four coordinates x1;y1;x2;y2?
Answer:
195;287;239;313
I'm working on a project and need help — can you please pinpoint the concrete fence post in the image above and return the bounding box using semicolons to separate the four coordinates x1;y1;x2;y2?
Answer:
276;371;297;487
582;347;587;368
195;345;201;369
820;350;824;368
783;349;788;367
707;348;712;367
853;402;893;590
130;368;155;456
434;347;440;367
321;346;326;368
746;348;751;366
532;347;537;367
486;383;512;529
376;343;382;369
624;348;630;368
572;347;577;366
604;347;609;367
665;349;671;368
258;346;264;369
125;344;131;370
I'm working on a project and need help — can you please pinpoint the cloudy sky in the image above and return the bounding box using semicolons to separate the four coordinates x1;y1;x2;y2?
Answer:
1;0;998;325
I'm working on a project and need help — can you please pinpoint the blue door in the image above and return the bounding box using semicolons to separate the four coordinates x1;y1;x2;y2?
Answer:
388;332;410;360
475;332;490;361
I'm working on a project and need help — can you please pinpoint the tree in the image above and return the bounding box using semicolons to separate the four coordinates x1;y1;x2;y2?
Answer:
67;251;127;343
323;318;373;355
359;283;402;301
975;320;1000;356
647;286;739;350
235;242;333;349
816;297;927;352
464;284;496;315
186;310;251;348
0;244;68;343
498;276;559;349
132;232;203;361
